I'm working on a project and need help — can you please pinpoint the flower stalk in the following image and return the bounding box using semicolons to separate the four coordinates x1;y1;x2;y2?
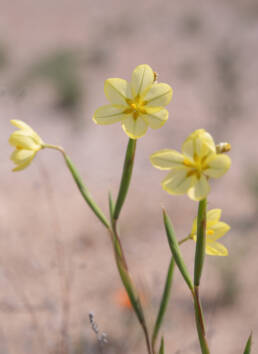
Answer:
44;144;110;230
194;198;207;286
193;198;210;354
113;138;137;220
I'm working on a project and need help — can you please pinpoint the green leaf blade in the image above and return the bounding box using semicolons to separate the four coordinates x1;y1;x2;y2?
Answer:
243;332;252;354
163;209;194;293
152;258;175;351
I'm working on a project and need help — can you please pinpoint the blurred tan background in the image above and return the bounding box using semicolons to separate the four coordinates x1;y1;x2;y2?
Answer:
0;0;258;353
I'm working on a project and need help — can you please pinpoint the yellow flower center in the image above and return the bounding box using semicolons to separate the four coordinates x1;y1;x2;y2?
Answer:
184;154;209;179
207;229;214;236
124;96;147;120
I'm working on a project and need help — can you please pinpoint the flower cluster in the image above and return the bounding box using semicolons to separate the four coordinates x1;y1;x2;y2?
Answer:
8;65;232;257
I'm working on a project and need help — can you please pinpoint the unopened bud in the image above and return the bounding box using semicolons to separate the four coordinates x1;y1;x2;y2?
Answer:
216;142;231;154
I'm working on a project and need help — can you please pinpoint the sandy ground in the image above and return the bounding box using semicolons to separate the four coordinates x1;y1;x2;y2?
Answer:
0;0;258;353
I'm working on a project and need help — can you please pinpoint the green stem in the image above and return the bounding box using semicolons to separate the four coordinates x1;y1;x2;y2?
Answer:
193;198;210;354
193;287;210;354
110;223;152;354
113;138;137;220
64;154;110;229
179;235;192;245
194;198;207;286
44;144;110;229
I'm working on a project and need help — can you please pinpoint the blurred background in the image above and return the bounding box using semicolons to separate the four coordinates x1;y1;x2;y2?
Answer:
0;0;258;353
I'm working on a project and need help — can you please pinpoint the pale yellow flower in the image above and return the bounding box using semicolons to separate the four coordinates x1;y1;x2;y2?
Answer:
190;209;230;256
9;120;44;171
150;129;231;201
93;64;173;139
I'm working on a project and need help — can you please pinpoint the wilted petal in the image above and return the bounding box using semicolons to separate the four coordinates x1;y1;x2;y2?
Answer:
150;149;184;170
187;175;210;201
206;241;228;256
162;167;194;195
144;108;168;129
205;154;231;178
93;105;126;125
122;115;148;139
104;79;131;105
131;64;154;97
144;83;173;107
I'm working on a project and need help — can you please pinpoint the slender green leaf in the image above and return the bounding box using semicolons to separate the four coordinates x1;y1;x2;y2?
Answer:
243;332;252;354
152;258;175;350
194;198;207;286
108;191;115;220
159;337;165;354
116;255;145;326
163;209;194;293
63;153;110;229
113;138;136;220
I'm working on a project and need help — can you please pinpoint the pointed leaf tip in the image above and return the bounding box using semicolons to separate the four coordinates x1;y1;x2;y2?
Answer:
159;337;165;354
243;332;252;354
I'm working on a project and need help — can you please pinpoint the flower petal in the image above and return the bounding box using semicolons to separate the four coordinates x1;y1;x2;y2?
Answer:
10;120;43;145
182;129;216;159
191;209;222;236
11;119;34;131
162;167;195;195
93;105;126;125
205;154;231;178
104;78;131;105
131;64;154;97
122;116;148;139
143;108;168;129
187;175;210;201
208;222;230;241
11;149;36;164
206;241;228;256
207;209;222;223
12;158;35;172
9;131;41;150
150;149;185;170
144;83;173;107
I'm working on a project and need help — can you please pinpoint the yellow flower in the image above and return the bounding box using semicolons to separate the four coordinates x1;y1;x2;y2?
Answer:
93;64;173;139
150;129;231;201
9;120;44;171
190;209;230;256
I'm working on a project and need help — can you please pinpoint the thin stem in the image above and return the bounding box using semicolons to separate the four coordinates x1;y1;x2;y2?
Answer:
179;234;192;245
142;323;153;354
193;198;210;354
193;287;210;354
44;144;110;229
43;143;65;154
194;198;207;286
113;138;137;220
